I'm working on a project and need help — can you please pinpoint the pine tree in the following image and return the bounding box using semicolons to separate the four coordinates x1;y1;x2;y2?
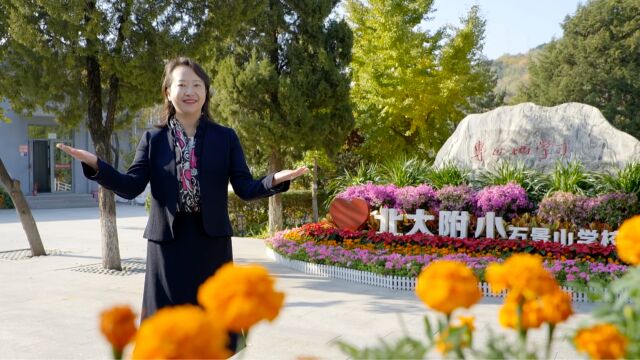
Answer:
517;0;640;139
208;0;354;233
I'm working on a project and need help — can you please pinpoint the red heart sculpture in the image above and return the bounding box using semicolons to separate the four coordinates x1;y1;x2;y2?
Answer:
329;198;370;231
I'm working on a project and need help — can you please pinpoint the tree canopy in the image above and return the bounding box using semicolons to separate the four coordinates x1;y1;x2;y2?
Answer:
207;0;354;231
346;0;498;160
0;0;210;269
517;0;640;139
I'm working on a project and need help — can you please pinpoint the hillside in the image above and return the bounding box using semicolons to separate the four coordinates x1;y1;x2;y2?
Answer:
491;44;545;103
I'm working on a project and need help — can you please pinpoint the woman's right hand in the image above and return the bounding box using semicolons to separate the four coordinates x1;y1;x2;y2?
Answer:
56;143;99;171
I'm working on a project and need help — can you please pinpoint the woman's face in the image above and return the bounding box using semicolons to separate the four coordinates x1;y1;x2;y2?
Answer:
166;65;206;119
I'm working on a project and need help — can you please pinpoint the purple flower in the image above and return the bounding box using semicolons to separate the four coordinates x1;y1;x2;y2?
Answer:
393;184;438;212
588;192;638;228
475;182;532;221
337;183;398;209
436;185;477;213
537;192;591;226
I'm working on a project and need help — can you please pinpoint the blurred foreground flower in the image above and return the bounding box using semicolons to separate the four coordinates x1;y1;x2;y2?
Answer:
574;323;627;359
416;260;481;315
198;263;285;332
614;215;640;265
131;305;230;359
101;264;285;359
486;253;558;299
99;305;136;360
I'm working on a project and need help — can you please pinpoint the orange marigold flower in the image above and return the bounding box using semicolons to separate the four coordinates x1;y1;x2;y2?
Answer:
615;215;640;265
574;323;627;360
486;254;558;299
131;305;230;359
498;293;544;330
198;263;285;332
540;289;573;324
485;263;509;293
99;305;137;353
416;260;481;315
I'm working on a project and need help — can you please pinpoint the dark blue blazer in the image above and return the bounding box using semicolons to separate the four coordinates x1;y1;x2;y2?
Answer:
82;120;289;241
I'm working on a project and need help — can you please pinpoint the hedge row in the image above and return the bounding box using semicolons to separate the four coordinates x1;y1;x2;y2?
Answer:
0;187;14;209
228;190;328;235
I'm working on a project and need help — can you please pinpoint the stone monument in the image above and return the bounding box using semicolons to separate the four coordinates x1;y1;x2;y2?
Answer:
434;102;640;172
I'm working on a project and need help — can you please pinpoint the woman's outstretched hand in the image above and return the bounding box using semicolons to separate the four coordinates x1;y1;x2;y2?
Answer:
273;166;309;186
56;143;98;171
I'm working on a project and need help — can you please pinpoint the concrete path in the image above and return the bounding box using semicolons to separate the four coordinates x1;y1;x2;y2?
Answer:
0;206;593;359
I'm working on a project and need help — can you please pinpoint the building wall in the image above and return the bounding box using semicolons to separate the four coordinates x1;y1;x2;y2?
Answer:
0;101;141;195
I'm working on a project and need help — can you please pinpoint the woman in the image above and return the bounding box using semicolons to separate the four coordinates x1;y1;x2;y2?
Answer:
57;57;307;322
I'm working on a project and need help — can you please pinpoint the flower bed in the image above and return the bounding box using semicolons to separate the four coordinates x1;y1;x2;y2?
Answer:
266;222;627;289
337;182;638;230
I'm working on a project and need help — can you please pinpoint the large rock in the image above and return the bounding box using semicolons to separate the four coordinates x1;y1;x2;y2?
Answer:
434;102;640;172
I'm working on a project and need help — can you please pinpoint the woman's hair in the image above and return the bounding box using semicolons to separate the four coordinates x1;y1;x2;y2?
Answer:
157;57;212;127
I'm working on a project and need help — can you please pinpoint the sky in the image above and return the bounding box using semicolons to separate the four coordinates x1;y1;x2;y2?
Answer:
425;0;585;59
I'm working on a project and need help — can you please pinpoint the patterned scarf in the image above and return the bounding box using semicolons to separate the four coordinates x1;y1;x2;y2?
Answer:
168;117;201;212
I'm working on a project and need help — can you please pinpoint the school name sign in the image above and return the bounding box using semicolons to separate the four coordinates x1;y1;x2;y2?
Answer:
371;208;617;247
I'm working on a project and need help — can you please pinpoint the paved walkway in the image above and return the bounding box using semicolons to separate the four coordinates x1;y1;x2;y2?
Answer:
0;206;593;359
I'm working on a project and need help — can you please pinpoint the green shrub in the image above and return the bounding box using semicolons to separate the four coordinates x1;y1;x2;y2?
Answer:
424;161;471;189
228;190;328;236
0;186;14;209
325;162;381;206
545;160;597;196
378;156;431;187
594;161;640;197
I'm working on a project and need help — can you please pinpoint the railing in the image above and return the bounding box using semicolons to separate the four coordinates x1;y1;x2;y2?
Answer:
55;180;72;192
266;248;593;302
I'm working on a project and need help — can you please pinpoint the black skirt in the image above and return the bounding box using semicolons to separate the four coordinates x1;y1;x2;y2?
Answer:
141;211;233;319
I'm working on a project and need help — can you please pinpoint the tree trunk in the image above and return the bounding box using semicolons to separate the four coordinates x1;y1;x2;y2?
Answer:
0;157;46;256
268;149;284;234
93;133;122;271
86;52;122;270
111;132;120;171
98;185;121;270
312;156;318;222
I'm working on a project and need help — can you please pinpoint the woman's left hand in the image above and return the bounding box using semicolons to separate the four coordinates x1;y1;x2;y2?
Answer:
273;167;309;186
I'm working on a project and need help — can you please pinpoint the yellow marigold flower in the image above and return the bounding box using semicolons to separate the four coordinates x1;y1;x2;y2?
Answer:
455;315;475;332
486;254;558;299
436;322;473;355
615;215;640;265
540;289;573;324
574;323;627;360
498;293;544;330
131;305;230;359
416;260;481;315
435;328;454;354
99;305;137;353
198;263;285;332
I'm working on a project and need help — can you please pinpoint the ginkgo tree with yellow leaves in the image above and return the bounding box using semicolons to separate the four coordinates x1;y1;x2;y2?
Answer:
346;0;500;160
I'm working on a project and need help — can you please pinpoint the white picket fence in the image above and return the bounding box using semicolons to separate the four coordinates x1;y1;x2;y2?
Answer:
266;248;593;302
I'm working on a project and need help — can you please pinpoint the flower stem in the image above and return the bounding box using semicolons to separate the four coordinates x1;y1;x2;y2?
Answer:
516;301;527;358
545;323;555;359
235;329;248;358
111;347;123;360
